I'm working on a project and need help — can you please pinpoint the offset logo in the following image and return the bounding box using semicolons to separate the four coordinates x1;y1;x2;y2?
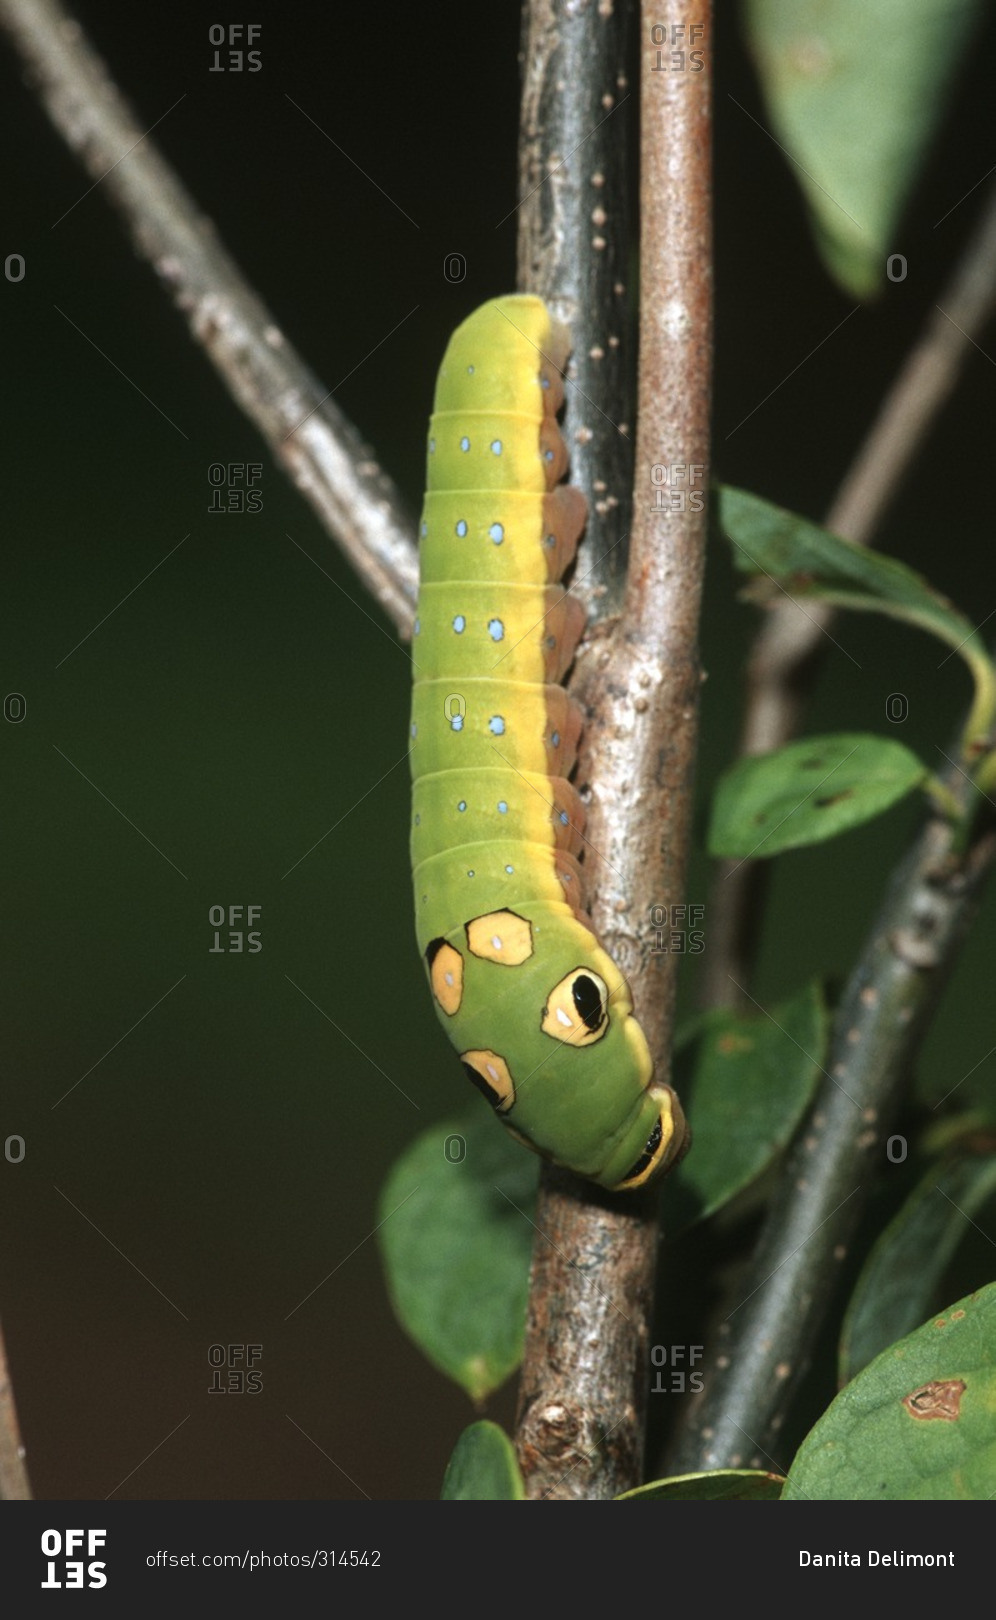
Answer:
40;1529;107;1589
207;462;263;513
208;24;262;72
651;1344;704;1394
208;1343;263;1394
209;905;262;954
649;22;707;72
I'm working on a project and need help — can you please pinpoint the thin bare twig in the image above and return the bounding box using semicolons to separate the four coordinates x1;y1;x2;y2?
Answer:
701;178;996;1007
0;0;418;636
0;1316;31;1500
514;0;712;1501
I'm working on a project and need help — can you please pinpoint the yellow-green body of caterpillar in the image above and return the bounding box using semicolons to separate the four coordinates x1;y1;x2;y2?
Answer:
410;295;688;1191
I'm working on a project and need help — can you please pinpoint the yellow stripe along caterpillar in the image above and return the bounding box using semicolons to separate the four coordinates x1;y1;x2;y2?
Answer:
409;295;688;1191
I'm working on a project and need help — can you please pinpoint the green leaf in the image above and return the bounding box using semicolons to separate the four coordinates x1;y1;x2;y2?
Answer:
441;1421;525;1500
718;485;996;747
377;1108;537;1401
743;0;985;298
618;1469;784;1501
661;981;826;1229
708;732;926;859
840;1144;996;1383
784;1282;996;1498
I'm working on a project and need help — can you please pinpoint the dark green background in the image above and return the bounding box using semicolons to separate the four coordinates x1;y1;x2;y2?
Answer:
3;1;995;1500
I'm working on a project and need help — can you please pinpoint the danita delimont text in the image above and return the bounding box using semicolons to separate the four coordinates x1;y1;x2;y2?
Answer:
799;1550;954;1568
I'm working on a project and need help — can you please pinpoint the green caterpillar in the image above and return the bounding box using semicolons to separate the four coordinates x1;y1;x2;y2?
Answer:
410;295;688;1191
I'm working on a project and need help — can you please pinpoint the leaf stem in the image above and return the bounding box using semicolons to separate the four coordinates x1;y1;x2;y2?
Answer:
923;773;965;826
972;748;996;801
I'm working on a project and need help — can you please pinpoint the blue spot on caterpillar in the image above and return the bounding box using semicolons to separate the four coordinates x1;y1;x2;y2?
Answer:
409;295;688;1191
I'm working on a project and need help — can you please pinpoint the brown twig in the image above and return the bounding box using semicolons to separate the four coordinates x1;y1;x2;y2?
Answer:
700;177;996;1007
0;1316;31;1500
514;0;712;1500
0;0;418;637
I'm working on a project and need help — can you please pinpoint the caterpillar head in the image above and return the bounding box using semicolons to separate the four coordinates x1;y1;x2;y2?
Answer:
425;907;689;1191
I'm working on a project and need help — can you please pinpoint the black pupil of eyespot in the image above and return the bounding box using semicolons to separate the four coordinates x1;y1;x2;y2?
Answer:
572;974;604;1032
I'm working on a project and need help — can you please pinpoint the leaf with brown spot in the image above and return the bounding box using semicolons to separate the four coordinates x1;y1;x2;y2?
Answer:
902;1379;966;1422
786;1282;996;1498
